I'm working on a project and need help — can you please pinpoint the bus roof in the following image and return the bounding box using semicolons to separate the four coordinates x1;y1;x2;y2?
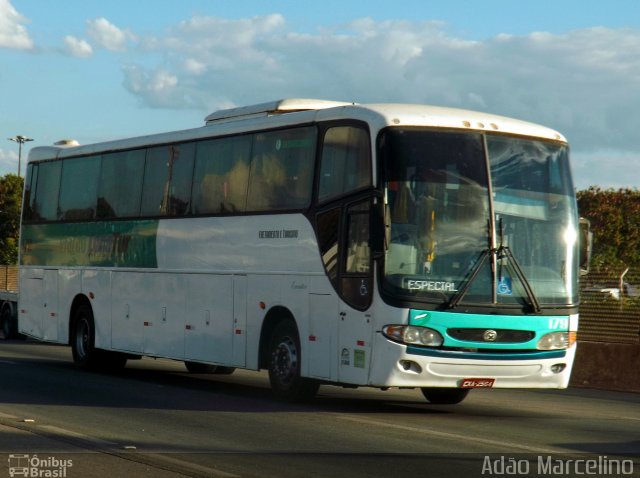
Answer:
204;98;355;124
28;99;566;162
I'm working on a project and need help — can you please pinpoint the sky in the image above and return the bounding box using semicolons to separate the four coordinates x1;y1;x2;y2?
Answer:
1;0;639;190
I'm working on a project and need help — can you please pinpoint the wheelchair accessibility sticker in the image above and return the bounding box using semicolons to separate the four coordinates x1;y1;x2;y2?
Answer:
498;276;513;296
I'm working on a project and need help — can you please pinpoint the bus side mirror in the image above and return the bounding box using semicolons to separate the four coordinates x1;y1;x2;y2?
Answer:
579;217;592;276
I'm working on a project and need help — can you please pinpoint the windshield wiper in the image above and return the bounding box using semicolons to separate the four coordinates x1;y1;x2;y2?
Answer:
447;219;541;313
496;244;541;313
447;247;491;309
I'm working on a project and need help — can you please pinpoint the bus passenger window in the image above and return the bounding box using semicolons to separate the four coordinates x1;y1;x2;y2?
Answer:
22;164;37;222
193;136;250;214
319;126;371;203
167;143;196;216
141;146;170;216
32;161;62;222
59;156;100;221
247;127;316;211
141;143;196;217
98;150;145;218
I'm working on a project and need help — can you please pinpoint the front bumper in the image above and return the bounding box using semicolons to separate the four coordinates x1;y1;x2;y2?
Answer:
368;333;576;389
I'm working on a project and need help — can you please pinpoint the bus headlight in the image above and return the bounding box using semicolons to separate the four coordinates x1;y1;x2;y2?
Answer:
537;331;577;350
382;325;443;347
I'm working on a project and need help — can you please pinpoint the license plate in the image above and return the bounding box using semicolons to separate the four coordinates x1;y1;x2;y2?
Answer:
461;378;495;388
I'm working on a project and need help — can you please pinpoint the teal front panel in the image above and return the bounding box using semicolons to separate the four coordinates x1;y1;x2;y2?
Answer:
409;310;569;350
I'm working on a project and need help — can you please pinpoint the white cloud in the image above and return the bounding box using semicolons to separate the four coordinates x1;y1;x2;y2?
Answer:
572;151;640;190
122;65;182;108
87;17;136;51
115;15;640;189
0;148;17;177
184;58;207;75
0;0;33;50
64;35;93;58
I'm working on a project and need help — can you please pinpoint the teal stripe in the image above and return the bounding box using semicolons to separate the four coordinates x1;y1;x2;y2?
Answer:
409;309;569;350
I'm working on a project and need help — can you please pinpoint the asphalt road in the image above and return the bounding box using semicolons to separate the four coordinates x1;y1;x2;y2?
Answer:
0;340;638;478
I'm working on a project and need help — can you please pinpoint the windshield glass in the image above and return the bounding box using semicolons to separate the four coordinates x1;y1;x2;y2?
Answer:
381;128;579;308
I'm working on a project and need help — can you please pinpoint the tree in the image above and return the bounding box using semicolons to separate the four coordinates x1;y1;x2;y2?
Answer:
0;174;24;265
577;187;640;271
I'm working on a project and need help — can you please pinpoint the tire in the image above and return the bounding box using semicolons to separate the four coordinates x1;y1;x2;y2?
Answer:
1;306;16;339
184;361;217;373
268;320;319;402
71;303;127;371
421;387;470;405
71;304;96;368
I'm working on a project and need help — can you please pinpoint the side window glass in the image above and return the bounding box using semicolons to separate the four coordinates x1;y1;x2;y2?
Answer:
59;156;100;221
32;161;61;222
166;143;195;216
345;202;371;274
141;146;170;216
341;200;372;310
98;150;145;218
319;126;371;203
193;136;251;214
247;127;316;211
316;207;340;288
22;164;38;222
140;144;195;217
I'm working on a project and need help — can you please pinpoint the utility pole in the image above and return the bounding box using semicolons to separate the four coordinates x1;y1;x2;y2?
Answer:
8;135;34;177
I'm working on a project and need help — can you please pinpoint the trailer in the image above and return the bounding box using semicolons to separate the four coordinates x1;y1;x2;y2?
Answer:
0;266;20;339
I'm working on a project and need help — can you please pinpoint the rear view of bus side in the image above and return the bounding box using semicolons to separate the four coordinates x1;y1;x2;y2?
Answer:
18;99;582;404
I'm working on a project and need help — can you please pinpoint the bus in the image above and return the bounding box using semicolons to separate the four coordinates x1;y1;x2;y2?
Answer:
18;99;584;404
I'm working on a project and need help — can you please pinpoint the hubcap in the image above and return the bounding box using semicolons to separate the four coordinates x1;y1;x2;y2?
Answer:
272;336;298;384
76;318;90;358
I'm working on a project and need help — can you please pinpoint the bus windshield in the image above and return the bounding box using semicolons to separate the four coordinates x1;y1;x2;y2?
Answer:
381;128;579;308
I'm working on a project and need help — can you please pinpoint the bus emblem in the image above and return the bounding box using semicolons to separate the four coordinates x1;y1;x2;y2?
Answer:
483;329;498;342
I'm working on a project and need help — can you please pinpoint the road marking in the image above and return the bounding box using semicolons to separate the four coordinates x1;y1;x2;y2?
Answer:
136;453;241;478
38;424;120;448
336;415;563;454
0;413;241;478
620;416;640;422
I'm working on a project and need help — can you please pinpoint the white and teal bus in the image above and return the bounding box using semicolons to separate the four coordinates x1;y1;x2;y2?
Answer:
19;99;584;404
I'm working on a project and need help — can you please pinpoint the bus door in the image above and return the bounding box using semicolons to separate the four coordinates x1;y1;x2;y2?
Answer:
337;200;374;384
316;199;374;384
315;123;374;384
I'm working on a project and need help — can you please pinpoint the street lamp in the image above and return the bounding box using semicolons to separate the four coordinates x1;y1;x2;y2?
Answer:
8;135;34;177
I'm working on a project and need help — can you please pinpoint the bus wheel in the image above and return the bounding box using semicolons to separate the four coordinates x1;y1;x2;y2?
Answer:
184;361;217;373
1;306;16;339
71;304;127;371
72;304;97;368
420;387;470;405
268;320;319;402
